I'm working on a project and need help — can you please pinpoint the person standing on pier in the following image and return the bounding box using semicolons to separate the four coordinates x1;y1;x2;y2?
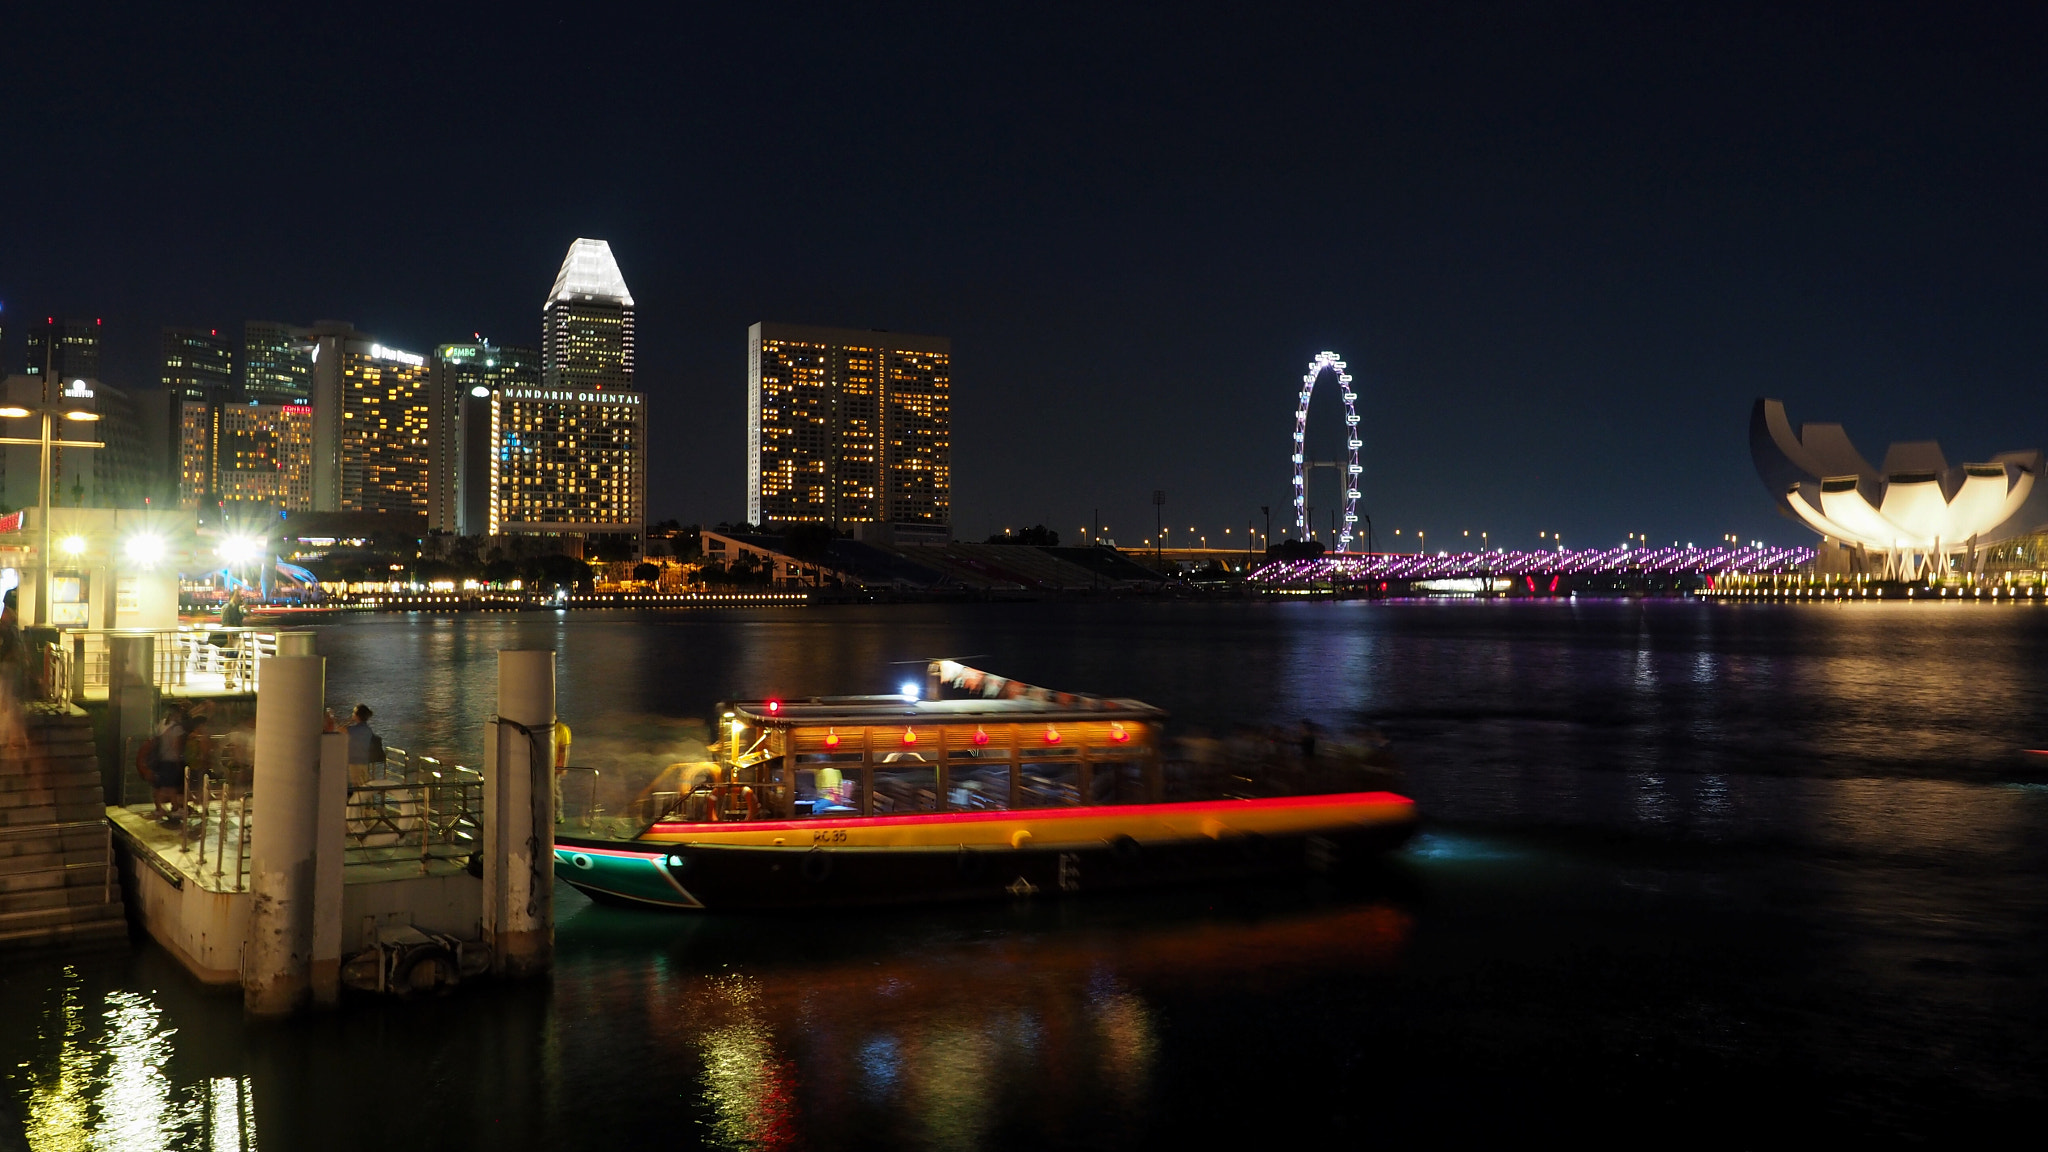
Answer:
345;704;382;786
552;717;572;822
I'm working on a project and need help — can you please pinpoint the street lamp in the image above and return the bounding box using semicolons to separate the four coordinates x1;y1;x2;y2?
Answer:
0;402;103;627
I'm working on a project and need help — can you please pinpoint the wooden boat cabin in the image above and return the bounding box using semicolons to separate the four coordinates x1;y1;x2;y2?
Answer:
691;661;1167;823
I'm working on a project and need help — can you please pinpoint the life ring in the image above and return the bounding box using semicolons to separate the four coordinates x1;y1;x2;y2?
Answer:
801;848;834;882
707;784;758;823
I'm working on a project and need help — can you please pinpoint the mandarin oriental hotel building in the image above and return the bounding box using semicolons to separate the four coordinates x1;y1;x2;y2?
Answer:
486;385;646;547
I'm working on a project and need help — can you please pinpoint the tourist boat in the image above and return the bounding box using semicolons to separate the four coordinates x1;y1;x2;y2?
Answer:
551;661;1417;910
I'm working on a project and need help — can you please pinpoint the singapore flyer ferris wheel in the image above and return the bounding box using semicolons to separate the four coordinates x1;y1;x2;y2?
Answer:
1291;351;1363;552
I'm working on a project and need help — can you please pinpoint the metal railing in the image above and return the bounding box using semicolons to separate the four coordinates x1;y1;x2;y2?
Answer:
344;748;484;873
181;763;253;892
67;627;279;698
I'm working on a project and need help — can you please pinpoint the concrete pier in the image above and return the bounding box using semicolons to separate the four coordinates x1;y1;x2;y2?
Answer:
484;649;555;978
243;655;325;1016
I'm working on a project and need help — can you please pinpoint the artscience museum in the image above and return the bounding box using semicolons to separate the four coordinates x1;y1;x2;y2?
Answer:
1750;398;2048;580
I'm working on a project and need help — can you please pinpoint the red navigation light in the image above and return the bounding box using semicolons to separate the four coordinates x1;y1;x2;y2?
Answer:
1043;726;1061;745
766;700;780;714
902;728;917;745
972;727;990;746
1110;724;1130;744
824;728;840;748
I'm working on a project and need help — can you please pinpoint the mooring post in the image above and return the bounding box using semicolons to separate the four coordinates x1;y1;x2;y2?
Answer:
244;654;325;1016
309;728;348;1006
484;649;555;977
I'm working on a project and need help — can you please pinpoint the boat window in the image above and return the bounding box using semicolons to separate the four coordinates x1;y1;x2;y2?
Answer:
797;752;865;765
1019;761;1079;808
947;763;1011;810
794;766;864;818
872;765;939;814
1091;761;1148;804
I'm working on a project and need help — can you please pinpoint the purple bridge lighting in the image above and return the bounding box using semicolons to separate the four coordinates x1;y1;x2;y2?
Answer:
1250;543;1815;585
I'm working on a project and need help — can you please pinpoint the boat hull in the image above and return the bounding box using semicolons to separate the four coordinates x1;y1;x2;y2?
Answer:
553;793;1417;911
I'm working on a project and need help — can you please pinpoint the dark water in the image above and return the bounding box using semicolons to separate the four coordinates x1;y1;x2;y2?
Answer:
5;601;2047;1148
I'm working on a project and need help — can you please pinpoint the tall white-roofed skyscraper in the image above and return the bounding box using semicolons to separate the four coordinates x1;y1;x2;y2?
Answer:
543;238;635;391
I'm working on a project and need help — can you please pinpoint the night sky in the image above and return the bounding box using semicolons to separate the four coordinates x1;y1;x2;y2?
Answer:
3;3;2042;550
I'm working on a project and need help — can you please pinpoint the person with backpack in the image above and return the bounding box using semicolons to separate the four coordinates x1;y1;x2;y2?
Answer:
346;703;383;785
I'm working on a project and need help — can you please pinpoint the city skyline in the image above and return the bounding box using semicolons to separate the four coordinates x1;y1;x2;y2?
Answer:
1;6;2043;548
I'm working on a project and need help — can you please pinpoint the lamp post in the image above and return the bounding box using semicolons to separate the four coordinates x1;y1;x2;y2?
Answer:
0;399;103;627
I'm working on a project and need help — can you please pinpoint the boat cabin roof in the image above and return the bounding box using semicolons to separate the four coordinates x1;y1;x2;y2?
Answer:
731;695;1167;726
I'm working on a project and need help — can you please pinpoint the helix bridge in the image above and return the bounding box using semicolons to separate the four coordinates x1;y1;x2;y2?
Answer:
1250;542;1815;586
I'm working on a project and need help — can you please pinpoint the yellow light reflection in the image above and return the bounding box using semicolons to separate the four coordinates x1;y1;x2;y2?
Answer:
17;975;253;1151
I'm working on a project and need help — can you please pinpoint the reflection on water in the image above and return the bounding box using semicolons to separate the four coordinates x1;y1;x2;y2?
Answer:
6;602;2048;1145
14;969;253;1151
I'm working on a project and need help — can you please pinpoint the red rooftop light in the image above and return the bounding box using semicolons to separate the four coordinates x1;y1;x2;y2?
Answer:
767;700;780;714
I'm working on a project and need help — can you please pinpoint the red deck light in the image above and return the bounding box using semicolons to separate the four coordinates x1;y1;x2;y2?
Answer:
824;728;840;748
1110;724;1130;744
972;727;990;746
902;728;917;745
767;700;780;714
1043;726;1061;745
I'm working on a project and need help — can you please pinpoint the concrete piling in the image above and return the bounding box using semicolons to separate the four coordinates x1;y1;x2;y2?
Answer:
484;649;555;978
243;655;325;1016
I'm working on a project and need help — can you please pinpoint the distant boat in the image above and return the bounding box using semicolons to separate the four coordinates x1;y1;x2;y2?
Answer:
553;661;1417;911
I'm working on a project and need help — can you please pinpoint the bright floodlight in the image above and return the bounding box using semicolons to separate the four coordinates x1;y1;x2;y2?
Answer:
469;385;491;398
218;536;264;564
63;410;100;421
0;407;29;418
900;682;920;700
60;535;87;556
124;535;165;565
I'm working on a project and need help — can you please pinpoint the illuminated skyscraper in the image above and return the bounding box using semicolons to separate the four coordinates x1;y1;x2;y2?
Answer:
307;324;432;518
747;323;951;538
429;340;539;535
214;402;313;511
542;239;634;391
161;327;236;507
483;384;646;552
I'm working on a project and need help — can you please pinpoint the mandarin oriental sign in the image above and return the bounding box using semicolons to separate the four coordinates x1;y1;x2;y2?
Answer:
502;387;642;405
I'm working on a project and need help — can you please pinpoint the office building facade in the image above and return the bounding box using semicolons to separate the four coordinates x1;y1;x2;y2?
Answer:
242;321;313;405
161;328;235;402
308;324;432;519
430;340;539;535
484;385;646;549
162;327;237;507
542;238;635;391
0;374;151;511
214;403;313;511
746;322;951;537
24;318;101;383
